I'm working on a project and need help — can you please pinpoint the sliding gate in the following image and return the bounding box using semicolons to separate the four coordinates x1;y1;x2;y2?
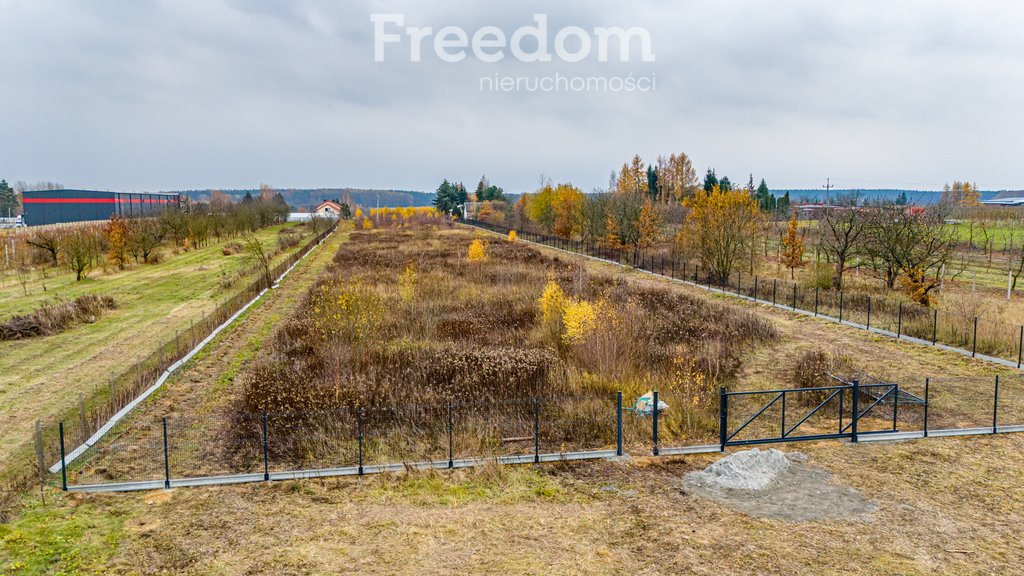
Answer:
720;380;915;447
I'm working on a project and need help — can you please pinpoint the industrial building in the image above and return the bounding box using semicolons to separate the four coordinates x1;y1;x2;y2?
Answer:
21;190;180;226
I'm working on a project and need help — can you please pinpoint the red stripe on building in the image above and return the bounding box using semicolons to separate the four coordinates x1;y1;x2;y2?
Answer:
23;198;175;204
22;198;118;204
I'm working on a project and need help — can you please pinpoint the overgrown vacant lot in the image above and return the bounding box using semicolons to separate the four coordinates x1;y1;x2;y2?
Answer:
66;223;1024;487
0;222;307;461
67;223;785;486
9;223;1024;574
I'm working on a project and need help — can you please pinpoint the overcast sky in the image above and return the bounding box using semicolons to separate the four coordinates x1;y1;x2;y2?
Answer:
1;0;1022;193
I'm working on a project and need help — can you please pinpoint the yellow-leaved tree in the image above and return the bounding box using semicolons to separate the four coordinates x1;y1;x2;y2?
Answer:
551;183;584;239
780;211;805;279
680;186;762;283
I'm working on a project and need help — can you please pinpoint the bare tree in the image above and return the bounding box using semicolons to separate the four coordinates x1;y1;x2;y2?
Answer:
64;230;100;281
818;208;869;290
16;263;32;296
25;231;62;266
865;204;961;304
242;231;272;287
128;218;165;263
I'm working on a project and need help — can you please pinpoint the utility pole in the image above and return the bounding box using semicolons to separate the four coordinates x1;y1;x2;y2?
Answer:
823;178;832;205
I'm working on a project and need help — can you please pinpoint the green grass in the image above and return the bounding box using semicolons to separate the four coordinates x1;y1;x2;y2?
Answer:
0;223;307;460
0;493;124;575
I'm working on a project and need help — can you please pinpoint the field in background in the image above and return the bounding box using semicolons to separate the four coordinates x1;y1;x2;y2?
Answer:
0;223;311;458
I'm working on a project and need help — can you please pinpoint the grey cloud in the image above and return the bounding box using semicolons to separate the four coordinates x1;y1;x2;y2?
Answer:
0;0;1021;193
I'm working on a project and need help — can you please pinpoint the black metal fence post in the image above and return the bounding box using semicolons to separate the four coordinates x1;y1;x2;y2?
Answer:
772;279;777;305
867;297;872;330
616;392;623;457
1018;326;1023;369
814;287;819;316
839;291;845;323
923;378;930;437
932;309;938;345
754;276;759;301
737;272;742;296
892;384;899;431
447;401;454;469
652;391;660;456
162;417;170;489
993;375;1000;434
897;303;903;338
533;398;540;464
851;379;860;443
59;422;67;491
261;411;270;481
792;284;797;310
972;317;978;357
357;407;364;476
718;388;728;451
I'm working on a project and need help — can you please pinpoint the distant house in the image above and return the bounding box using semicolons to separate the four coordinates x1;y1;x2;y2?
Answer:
314;200;344;217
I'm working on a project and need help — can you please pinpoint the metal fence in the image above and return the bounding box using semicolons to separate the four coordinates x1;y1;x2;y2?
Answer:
50;373;1024;493
464;219;1024;371
0;221;338;511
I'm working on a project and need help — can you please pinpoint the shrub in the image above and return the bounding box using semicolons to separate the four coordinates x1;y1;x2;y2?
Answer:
790;349;853;406
0;295;117;340
467;238;487;262
561;299;597;345
804;261;834;290
278;229;302;251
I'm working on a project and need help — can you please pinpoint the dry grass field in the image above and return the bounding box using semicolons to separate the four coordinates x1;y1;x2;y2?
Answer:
3;222;1023;575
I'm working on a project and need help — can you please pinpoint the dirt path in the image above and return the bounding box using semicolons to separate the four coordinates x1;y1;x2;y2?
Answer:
67;228;349;484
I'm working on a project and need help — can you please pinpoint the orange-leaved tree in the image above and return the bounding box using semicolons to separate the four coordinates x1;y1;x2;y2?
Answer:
104;214;132;270
780;211;805;279
636;199;663;251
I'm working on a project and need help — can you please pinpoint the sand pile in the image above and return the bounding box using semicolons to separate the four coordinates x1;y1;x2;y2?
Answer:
683;449;875;522
685;448;790;491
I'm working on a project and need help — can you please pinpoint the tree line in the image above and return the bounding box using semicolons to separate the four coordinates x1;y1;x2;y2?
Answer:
6;187;290;283
450;154;979;308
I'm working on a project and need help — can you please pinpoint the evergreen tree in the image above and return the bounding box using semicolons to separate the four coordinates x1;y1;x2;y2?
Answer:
703;168;718;192
0;180;19;216
474;175;506;201
754;179;775;212
474;176;487;201
777;191;791;214
895;191;908;205
434;180;469;217
756;179;770;199
720;176;733;192
646;165;659;202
